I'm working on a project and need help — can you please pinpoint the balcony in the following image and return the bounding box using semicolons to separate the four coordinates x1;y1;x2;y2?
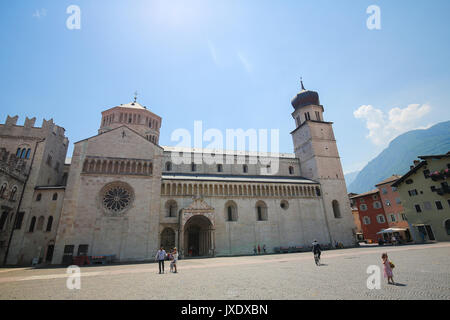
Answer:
430;169;449;181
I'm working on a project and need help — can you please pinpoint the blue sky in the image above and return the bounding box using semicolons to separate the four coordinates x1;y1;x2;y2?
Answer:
1;0;450;173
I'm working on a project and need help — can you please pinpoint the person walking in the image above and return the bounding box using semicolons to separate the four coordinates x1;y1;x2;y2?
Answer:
263;244;266;254
257;245;261;254
382;253;395;284
155;247;167;274
253;245;257;255
172;247;179;273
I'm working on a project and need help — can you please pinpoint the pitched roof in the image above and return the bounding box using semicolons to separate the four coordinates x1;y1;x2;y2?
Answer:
391;161;427;187
375;174;402;187
349;189;379;199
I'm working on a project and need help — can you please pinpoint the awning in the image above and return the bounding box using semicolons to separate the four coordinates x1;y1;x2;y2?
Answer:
376;228;407;234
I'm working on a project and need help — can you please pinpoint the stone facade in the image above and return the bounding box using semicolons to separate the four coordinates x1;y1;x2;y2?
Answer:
1;84;357;265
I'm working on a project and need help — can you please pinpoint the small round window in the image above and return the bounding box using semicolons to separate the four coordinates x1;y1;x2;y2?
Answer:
280;200;289;210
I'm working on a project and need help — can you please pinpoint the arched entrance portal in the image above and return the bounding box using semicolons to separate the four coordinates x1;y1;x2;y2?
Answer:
184;215;213;257
160;228;175;250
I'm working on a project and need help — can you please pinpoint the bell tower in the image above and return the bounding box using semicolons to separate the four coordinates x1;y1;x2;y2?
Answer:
290;79;355;246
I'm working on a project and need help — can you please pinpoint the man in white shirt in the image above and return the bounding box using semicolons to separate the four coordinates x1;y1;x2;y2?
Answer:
155;247;167;274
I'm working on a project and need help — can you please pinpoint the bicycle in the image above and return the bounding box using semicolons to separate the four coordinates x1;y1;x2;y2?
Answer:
314;252;321;266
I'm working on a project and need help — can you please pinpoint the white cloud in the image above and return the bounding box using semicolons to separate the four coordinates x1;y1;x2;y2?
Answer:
32;8;47;19
354;103;432;146
237;51;252;73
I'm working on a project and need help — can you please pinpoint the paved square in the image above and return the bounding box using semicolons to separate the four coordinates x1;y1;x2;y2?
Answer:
0;243;449;300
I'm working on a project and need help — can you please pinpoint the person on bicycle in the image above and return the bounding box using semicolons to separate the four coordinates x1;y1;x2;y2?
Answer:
312;240;322;260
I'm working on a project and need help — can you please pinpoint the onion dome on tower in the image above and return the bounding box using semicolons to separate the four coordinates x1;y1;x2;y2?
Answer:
291;79;320;110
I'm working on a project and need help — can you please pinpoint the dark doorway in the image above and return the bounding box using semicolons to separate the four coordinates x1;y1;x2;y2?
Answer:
425;225;436;241
161;228;176;250
183;215;213;257
62;245;74;265
45;245;54;262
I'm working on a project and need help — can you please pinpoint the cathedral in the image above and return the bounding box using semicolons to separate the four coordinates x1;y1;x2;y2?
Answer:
0;83;355;265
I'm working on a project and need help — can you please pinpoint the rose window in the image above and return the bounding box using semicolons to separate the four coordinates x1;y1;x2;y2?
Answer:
100;182;133;215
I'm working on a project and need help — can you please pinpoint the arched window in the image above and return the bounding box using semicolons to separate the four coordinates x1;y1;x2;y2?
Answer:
376;214;386;224
0;183;7;198
0;212;8;230
256;201;268;221
191;163;197;172
9;186;17;201
46;216;53;232
29;217;36;232
225;201;238;222
165;200;178;217
165;162;172;171
25;148;31;159
52;193;58;201
36;193;42;201
445;219;450;235
289;166;294;175
217;164;223;172
36;216;45;231
363;216;371;225
16;148;21;157
20;149;26;159
332;200;341;218
243;165;248;173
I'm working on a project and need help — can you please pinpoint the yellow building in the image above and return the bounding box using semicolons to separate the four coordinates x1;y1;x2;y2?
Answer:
392;153;450;243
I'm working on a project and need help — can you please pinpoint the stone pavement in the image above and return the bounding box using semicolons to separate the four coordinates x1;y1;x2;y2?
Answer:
0;242;449;300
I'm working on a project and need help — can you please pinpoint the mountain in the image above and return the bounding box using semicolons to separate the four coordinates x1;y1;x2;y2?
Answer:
347;121;450;194
344;171;360;187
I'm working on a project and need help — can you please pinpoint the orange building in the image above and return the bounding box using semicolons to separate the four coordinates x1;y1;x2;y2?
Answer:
350;190;389;243
375;175;412;242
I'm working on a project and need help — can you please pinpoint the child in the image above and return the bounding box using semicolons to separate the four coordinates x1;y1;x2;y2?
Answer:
382;253;395;285
172;247;178;273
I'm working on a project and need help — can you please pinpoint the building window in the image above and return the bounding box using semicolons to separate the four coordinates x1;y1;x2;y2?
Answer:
392;186;397;192
217;164;223;173
436;201;443;210
52;193;58;201
9;186;17;201
401;213;407;221
165;162;172;171
29;216;36;232
363;216;371;225
256;201;268;221
225;201;238;221
36;193;42;201
243;165;248;173
14;212;24;230
0;183;7;198
20;149;27;159
332;200;341;218
390;214;397;222
280;200;289;210
16;148;21;157
376;215;386;223
373;201;382;209
360;204;368;211
445;219;450;236
372;194;378;200
385;200;391;207
191;163;197;172
305;112;311;121
0;212;8;231
423;169;430;178
25;149;31;159
289;166;294;175
165;200;178;218
77;245;89;256
315;111;321;121
46;216;53;232
408;189;418;196
381;188;387;195
415;204;422;213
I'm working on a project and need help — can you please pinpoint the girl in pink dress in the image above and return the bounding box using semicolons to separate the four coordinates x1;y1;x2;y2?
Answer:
382;253;395;285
